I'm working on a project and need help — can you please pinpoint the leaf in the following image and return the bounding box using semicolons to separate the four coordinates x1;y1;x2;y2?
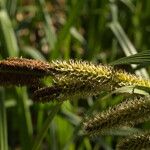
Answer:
109;22;137;56
21;46;46;61
0;88;8;150
111;50;150;65
32;103;61;150
0;10;19;57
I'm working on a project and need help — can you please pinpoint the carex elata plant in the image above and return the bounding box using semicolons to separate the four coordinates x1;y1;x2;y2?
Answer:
1;57;150;149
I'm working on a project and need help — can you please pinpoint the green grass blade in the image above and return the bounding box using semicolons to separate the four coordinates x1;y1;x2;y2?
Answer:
0;88;8;150
0;0;5;8
111;50;150;65
16;87;33;150
32;103;61;150
37;0;57;53
119;0;135;11
109;21;149;78
21;46;46;61
5;0;17;17
109;22;137;56
53;0;85;59
0;10;19;57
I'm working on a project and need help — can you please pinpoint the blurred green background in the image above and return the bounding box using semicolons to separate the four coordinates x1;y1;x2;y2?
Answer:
0;0;150;150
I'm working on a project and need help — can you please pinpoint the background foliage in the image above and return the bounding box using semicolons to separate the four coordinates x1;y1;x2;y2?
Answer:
0;0;150;149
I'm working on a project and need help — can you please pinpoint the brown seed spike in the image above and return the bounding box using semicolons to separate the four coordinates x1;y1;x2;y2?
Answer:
83;96;150;136
0;57;51;86
32;78;109;103
32;85;63;102
0;72;40;86
0;57;51;77
116;132;150;150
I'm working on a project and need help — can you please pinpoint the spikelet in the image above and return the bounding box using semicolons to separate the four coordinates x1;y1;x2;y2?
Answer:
32;78;112;102
83;96;150;136
32;60;115;102
113;69;150;88
49;60;113;89
49;60;150;91
49;60;112;77
32;59;150;102
0;57;51;86
116;132;150;150
1;58;150;89
0;57;50;76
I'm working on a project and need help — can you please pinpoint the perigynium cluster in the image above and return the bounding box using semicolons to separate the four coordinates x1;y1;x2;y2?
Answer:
1;57;150;149
84;96;150;135
116;132;150;150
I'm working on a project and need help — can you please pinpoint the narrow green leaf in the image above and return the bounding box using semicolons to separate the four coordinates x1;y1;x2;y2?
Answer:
21;46;46;61
16;87;33;150
32;103;61;150
53;0;85;59
111;85;150;96
109;22;137;56
109;21;149;78
111;50;150;65
37;0;57;55
119;0;135;12
0;88;8;150
0;10;19;57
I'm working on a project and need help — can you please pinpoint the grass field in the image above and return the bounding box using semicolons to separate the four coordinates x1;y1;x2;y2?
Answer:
1;0;150;150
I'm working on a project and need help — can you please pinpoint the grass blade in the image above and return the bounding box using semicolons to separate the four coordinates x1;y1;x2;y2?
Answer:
109;21;149;78
0;10;19;57
16;87;33;150
0;87;8;150
37;0;57;54
21;46;46;61
32;103;61;150
53;0;85;58
111;50;150;65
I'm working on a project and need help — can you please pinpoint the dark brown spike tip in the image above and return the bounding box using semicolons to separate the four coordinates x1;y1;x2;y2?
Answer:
0;72;41;86
32;85;63;103
0;57;51;77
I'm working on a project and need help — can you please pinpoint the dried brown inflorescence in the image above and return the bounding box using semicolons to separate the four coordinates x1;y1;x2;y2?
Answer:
32;79;111;102
0;57;51;86
0;57;51;76
0;72;41;86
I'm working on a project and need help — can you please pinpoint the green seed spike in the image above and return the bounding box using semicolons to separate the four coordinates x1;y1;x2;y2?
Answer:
113;69;150;88
83;96;150;136
49;60;113;87
49;60;113;77
48;60;150;93
116;132;150;150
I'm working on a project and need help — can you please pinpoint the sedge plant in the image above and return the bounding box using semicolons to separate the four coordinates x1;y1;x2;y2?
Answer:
0;57;150;149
